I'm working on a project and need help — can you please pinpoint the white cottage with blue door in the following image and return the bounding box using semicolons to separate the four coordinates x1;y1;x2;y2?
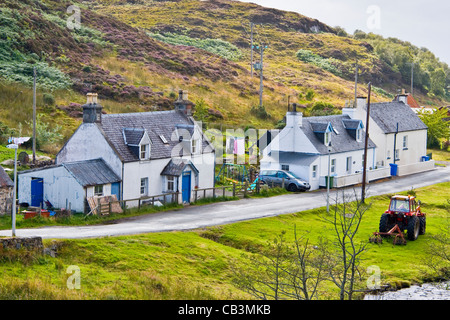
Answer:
18;158;121;212
18;91;216;212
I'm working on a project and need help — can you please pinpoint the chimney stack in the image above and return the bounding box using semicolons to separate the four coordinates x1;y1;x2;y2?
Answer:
82;92;102;124
174;89;194;116
285;103;302;128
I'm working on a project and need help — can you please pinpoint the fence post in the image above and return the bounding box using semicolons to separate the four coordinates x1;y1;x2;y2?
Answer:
223;186;225;197
138;199;141;210
244;181;248;197
282;177;285;189
257;178;260;193
213;186;216;198
233;183;236;197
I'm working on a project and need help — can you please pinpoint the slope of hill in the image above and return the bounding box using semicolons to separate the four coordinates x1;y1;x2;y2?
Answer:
0;0;448;153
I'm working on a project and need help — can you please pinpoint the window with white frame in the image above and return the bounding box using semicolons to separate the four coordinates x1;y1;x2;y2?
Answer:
402;135;408;150
191;139;198;154
140;144;149;160
281;164;289;171
395;149;400;161
140;177;148;196
324;132;331;146
312;165;318;179
167;176;175;192
94;185;103;196
356;128;362;142
331;159;336;174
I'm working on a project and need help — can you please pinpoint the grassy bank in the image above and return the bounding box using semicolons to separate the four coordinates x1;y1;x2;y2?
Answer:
0;182;449;299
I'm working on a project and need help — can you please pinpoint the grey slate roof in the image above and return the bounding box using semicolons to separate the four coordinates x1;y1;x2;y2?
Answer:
342;119;362;130
368;101;428;133
301;114;376;155
123;128;145;146
63;158;121;187
100;110;211;162
0;166;13;188
161;159;199;176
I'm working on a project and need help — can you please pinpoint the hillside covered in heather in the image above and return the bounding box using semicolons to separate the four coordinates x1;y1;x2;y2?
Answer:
0;0;449;153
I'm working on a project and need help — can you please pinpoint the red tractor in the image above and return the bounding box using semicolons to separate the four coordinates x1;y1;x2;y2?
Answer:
370;195;426;245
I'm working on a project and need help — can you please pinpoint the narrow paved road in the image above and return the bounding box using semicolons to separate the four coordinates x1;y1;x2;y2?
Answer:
2;166;449;239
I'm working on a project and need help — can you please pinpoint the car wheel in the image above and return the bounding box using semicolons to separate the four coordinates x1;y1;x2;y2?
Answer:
287;184;298;192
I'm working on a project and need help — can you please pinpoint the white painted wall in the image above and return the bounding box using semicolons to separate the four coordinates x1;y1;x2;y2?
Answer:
56;123;123;178
122;152;215;207
18;166;85;213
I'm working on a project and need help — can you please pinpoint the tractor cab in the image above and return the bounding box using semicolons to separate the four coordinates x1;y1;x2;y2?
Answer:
387;195;421;216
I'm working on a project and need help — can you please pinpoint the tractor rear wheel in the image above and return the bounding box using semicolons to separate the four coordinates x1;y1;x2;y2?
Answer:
407;216;420;241
419;217;426;235
379;213;393;236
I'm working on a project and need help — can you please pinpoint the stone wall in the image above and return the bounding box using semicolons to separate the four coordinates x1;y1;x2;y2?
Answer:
0;186;13;216
0;237;44;252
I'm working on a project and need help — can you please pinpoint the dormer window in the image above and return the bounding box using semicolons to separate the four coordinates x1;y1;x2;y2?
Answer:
343;119;364;142
310;121;333;147
123;128;151;160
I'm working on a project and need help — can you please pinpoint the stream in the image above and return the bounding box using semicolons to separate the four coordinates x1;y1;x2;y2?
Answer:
364;281;450;300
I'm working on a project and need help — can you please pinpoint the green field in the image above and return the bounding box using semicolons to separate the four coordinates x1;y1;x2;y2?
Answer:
0;182;449;300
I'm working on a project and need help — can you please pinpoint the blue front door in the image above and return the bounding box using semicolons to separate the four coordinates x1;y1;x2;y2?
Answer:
111;182;120;200
182;172;191;203
31;178;44;207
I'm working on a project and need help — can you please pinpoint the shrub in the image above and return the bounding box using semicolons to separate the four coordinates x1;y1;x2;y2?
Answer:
250;105;270;120
43;93;55;106
148;32;243;61
296;49;342;76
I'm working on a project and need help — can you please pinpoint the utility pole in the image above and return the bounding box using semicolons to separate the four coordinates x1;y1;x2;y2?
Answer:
354;62;359;106
32;66;36;164
410;62;414;96
258;44;268;108
361;82;372;204
250;22;254;78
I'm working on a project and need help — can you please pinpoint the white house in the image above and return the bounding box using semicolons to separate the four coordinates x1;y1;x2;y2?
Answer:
18;158;121;213
260;104;378;190
18;91;215;213
342;96;433;176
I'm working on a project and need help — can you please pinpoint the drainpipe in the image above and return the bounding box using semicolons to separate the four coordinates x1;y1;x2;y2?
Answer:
393;123;399;164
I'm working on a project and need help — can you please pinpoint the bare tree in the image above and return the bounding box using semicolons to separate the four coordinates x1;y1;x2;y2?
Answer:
422;199;450;279
231;229;329;300
321;188;371;300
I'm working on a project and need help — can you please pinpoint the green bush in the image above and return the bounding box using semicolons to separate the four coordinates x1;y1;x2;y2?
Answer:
148;32;243;61
296;49;342;76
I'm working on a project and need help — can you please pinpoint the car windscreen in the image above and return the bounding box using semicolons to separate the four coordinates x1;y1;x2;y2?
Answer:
286;171;301;180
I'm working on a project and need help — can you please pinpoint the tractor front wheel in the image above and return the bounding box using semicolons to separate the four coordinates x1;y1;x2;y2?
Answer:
407;216;420;241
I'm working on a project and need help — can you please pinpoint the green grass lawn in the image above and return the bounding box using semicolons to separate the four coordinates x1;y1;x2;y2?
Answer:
0;182;448;300
429;148;450;162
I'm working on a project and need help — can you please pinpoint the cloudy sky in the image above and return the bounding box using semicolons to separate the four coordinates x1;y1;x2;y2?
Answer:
239;0;450;65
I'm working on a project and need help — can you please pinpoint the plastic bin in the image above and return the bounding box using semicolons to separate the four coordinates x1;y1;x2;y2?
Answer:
389;163;398;176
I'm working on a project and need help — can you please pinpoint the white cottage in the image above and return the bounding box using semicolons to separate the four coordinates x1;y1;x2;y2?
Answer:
260;104;377;190
19;91;215;213
342;96;432;176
